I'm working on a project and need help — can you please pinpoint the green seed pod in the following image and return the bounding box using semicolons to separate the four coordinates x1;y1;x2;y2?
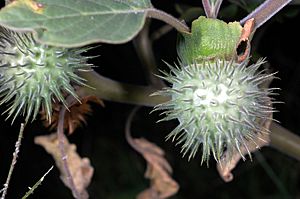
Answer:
0;27;92;123
154;59;274;163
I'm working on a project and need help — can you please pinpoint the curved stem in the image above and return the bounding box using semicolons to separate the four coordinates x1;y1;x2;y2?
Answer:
146;8;190;34
133;20;166;89
57;105;81;199
240;0;292;30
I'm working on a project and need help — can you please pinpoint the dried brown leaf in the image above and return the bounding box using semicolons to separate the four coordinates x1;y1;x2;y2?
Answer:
132;138;179;199
34;133;94;197
237;18;255;63
41;95;104;134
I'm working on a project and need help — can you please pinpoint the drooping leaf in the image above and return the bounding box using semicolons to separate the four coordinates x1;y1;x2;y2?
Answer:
34;133;94;197
0;0;152;47
41;95;104;134
133;138;179;199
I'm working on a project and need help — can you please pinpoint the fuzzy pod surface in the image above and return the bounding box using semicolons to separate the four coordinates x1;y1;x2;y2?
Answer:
155;59;274;163
0;27;92;123
154;16;275;163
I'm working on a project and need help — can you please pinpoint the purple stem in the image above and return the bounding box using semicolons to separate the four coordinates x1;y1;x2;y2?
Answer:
57;106;81;198
202;0;223;18
146;8;190;33
240;0;292;29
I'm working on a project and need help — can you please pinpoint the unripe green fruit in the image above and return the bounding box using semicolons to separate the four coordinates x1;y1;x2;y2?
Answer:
154;59;274;163
0;27;91;123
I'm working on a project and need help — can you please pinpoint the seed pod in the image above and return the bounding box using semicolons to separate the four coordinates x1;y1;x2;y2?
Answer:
0;27;92;123
154;59;274;163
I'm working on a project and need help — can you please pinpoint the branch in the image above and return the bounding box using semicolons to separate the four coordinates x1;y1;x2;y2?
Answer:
269;122;300;161
79;71;169;107
21;166;54;199
133;20;166;89
240;0;292;30
1;123;25;199
202;0;223;18
56;97;82;199
146;8;190;33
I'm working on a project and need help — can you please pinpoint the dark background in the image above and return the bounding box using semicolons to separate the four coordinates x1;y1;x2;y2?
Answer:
0;1;300;199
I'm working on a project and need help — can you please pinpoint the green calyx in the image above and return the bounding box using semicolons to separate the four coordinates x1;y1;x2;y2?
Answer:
0;27;92;123
177;16;242;64
154;59;274;163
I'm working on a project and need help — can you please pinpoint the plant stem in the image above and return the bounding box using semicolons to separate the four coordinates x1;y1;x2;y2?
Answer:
146;8;190;34
22;166;54;199
202;0;223;18
79;71;169;107
269;122;300;161
0;123;25;199
240;0;292;30
255;152;290;198
57;105;81;199
133;20;166;89
80;71;300;161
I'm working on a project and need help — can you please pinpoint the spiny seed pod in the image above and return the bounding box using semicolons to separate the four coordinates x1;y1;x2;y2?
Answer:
154;59;275;164
0;27;92;123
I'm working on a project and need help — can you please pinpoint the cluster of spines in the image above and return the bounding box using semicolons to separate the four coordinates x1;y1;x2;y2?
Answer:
0;27;93;123
153;59;276;164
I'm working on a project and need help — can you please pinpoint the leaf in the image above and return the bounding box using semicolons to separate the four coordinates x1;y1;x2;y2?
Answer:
41;95;104;135
0;0;152;47
125;107;178;198
132;138;179;199
34;133;94;198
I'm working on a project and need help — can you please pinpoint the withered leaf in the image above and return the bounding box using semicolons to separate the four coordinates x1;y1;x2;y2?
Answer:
132;138;179;199
34;133;94;197
41;95;104;134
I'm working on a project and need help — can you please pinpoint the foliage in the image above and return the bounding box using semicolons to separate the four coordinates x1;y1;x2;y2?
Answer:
0;0;152;46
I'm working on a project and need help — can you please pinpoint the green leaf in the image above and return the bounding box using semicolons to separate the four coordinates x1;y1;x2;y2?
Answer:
0;0;152;47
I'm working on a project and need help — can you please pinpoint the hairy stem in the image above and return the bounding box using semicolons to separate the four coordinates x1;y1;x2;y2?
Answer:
146;8;190;33
240;0;292;29
202;0;223;18
133;20;166;88
80;71;300;161
1;123;25;199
